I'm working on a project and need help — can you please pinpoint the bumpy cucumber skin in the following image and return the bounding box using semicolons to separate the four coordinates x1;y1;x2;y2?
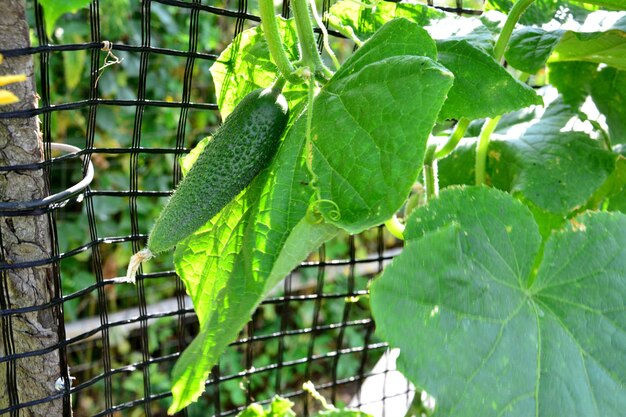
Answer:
147;88;289;253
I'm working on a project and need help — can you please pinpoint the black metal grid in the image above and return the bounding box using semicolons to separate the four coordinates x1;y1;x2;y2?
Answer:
0;1;483;416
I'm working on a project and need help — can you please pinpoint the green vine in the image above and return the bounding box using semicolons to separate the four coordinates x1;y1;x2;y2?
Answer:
291;0;333;78
434;117;470;160
259;0;301;84
475;116;501;185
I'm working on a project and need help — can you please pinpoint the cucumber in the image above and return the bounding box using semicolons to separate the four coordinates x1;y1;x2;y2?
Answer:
147;87;289;254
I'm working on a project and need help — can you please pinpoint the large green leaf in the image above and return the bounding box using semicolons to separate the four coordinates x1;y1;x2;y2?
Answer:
168;116;339;413
209;17;306;117
370;186;626;417
553;28;626;70
327;0;445;42
506;26;626;74
590;66;626;144
436;39;542;120
311;53;453;233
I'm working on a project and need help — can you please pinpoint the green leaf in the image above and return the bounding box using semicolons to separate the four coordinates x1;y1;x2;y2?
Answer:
235;396;296;417
486;0;558;25
311;52;453;233
209;17;306;117
506;28;565;74
509;100;617;214
486;0;596;25
437;137;522;192
268;396;297;417
590;66;626;144
332;18;438;82
237;404;267;417
39;0;92;38
371;186;626;417
552;28;626;71
585;155;626;211
436;39;542;120
548;61;598;106
440;100;618;216
506;24;626;74
327;0;445;42
168;116;338;413
449;25;498;55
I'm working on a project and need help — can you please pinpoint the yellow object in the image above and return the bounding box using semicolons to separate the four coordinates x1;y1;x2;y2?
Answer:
0;54;26;105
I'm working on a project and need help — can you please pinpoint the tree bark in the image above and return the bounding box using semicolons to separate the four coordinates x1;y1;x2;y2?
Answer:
0;0;63;415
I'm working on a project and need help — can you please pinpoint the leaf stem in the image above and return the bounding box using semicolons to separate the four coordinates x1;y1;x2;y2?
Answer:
475;116;501;185
308;0;341;71
259;0;301;84
423;144;439;200
271;75;287;92
493;0;536;61
384;215;405;240
434;117;470;160
291;0;333;77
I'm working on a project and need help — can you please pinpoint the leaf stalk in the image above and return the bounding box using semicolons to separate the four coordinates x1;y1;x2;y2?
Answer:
475;116;501;185
291;0;333;77
423;144;439;200
434;117;470;160
493;0;537;61
259;0;301;84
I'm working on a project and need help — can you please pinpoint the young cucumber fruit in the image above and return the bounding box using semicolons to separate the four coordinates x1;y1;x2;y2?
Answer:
148;87;289;254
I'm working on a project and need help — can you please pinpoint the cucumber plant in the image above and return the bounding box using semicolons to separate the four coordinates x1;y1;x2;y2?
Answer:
130;0;626;415
126;86;289;281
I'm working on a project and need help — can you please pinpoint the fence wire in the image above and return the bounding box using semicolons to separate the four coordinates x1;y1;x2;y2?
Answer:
0;1;483;416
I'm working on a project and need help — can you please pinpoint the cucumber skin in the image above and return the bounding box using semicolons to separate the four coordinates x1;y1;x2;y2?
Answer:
147;88;289;254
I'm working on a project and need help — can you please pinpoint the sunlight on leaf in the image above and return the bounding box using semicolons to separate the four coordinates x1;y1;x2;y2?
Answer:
210;17;306;117
168;115;337;413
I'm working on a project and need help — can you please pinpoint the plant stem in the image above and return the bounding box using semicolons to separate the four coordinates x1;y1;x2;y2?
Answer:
259;0;300;84
304;67;318;185
493;0;536;61
291;0;332;77
429;0;535;170
308;0;341;70
434;117;470;160
475;116;501;185
271;75;287;92
384;215;405;240
423;144;438;200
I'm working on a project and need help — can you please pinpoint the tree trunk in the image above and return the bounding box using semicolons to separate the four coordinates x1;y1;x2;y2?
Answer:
0;0;63;415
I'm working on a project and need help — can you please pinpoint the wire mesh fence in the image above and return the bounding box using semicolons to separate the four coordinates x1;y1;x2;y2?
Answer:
1;1;484;416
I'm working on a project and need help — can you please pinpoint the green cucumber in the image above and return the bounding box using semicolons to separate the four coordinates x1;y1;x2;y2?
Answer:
147;87;289;254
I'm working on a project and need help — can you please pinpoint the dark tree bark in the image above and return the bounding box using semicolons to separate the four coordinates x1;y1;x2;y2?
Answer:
0;0;63;415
